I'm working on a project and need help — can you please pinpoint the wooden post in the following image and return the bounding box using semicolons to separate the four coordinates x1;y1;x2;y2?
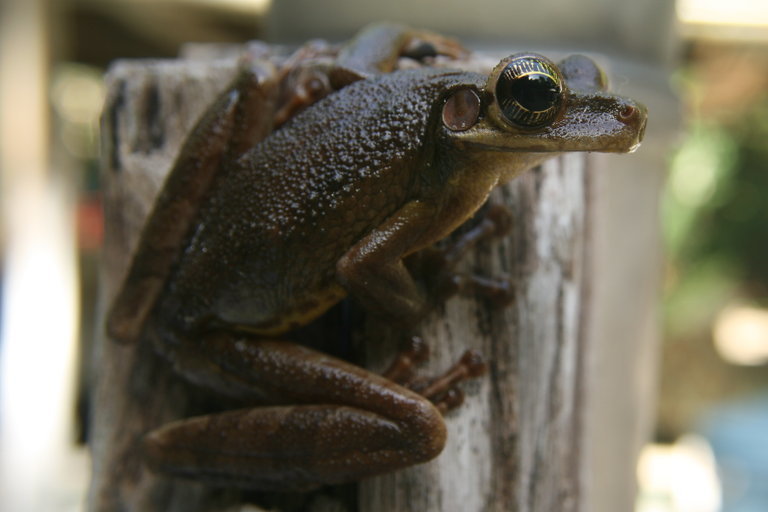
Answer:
360;155;590;512
91;51;592;512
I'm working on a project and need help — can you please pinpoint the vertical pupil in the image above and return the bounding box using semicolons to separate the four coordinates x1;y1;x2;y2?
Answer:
509;73;558;112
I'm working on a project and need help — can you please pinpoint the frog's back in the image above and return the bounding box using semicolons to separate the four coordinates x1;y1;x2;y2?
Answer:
154;68;478;335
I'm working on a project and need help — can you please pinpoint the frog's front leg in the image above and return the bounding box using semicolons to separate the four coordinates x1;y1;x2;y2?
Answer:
336;200;439;326
336;199;512;326
144;333;449;491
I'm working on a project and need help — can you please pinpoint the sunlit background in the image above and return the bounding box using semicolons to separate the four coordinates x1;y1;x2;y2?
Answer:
0;0;767;510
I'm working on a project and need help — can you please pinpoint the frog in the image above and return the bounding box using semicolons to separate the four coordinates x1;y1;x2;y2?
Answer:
106;23;646;491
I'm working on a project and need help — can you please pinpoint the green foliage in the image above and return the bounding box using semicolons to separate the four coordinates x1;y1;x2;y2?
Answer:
664;94;768;330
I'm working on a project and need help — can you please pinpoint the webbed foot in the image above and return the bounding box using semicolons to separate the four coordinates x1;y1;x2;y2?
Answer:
409;204;516;306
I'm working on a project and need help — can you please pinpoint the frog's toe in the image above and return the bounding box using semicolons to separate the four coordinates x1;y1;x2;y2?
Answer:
401;349;488;414
382;335;430;384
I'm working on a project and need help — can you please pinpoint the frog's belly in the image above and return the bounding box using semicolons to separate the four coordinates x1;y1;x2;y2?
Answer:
213;281;348;337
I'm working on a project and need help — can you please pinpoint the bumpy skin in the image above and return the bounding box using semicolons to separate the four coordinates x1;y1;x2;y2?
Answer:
158;70;483;338
107;24;647;491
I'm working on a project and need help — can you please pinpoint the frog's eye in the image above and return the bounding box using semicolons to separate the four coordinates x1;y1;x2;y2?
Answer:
491;55;564;129
442;87;481;132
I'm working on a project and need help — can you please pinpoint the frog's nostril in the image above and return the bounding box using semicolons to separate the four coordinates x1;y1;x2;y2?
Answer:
619;104;637;121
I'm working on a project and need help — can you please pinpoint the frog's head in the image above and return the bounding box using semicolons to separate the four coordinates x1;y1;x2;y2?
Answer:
442;53;646;155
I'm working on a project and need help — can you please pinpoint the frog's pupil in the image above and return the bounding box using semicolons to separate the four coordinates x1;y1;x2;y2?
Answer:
509;73;558;112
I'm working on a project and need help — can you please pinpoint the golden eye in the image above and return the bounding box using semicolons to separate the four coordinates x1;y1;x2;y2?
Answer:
492;55;563;129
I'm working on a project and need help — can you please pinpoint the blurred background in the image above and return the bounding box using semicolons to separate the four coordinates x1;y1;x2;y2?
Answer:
0;0;766;510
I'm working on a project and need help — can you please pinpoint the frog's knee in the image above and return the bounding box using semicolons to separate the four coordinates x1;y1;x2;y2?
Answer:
402;399;447;462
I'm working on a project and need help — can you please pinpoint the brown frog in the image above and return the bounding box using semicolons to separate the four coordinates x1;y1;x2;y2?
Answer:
107;23;646;491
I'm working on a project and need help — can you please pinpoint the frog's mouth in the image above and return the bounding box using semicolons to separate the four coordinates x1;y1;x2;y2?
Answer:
450;91;647;154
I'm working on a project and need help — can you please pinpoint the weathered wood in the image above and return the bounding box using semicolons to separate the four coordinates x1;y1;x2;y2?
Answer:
90;59;244;512
360;155;589;512
91;50;592;512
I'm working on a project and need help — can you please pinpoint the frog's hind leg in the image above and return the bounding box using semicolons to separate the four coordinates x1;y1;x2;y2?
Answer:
107;61;280;345
144;333;448;491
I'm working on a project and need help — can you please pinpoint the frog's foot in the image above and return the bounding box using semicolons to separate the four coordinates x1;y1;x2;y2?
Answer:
273;64;334;127
407;204;515;306
382;337;487;414
440;204;513;268
270;41;341;127
401;29;470;64
406;350;487;414
441;273;516;308
381;335;430;384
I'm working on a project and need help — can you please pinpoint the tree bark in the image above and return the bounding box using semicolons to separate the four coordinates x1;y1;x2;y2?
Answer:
91;50;592;512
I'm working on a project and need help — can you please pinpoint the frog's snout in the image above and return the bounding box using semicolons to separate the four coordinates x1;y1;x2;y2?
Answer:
638;116;647;144
617;99;648;149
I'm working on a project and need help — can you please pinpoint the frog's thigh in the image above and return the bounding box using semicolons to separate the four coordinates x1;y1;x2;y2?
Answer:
145;336;447;490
